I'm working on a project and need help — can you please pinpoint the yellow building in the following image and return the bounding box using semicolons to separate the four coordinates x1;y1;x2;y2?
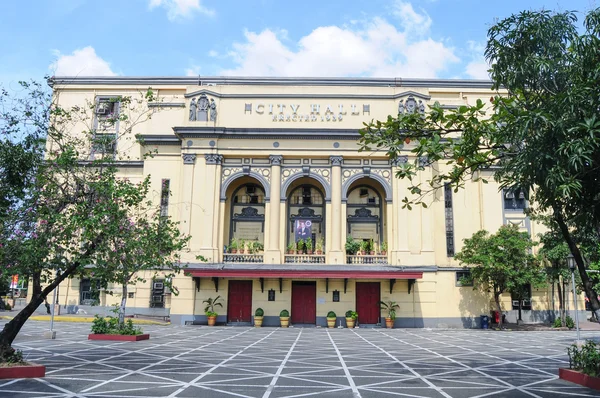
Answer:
44;76;580;327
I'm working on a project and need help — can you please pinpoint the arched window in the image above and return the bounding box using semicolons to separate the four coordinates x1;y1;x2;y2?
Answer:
346;185;383;253
287;184;325;254
228;183;266;252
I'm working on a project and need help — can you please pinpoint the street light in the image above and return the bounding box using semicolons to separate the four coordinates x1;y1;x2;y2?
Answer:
566;253;581;342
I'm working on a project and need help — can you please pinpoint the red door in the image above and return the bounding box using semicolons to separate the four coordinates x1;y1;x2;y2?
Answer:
356;282;381;324
291;282;316;324
227;280;253;322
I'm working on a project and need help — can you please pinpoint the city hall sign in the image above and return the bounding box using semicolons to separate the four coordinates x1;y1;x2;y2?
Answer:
243;103;372;123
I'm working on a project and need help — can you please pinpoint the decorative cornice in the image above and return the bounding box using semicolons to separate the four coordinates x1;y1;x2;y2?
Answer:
50;76;495;89
330;156;343;166
174;126;361;140
269;155;283;165
390;156;408;166
137;134;181;146
205;154;223;165
147;102;185;108
182;153;196;165
77;160;144;168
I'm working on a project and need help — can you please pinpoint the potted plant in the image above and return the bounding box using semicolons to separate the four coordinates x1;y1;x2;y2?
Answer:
359;241;368;255
345;310;358;328
345;236;360;255
252;241;264;254
254;307;264;327
280;309;290;327
369;239;375;255
296;238;304;254
203;295;223;326
305;237;313;255
242;239;249;254
380;241;388;255
287;242;295;254
326;311;337;328
380;300;399;329
315;237;324;254
229;238;238;254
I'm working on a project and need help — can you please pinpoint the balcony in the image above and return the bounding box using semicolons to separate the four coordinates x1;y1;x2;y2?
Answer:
346;255;388;265
223;254;264;263
284;254;326;264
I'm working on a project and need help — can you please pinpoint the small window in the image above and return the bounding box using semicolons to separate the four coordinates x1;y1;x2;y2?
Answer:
268;289;276;301
332;290;340;302
504;188;527;210
160;179;170;217
96;98;119;129
511;284;532;310
91;133;116;154
128;292;134;299
456;271;472;287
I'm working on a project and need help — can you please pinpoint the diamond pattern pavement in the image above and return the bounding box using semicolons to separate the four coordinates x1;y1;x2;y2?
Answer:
0;321;599;397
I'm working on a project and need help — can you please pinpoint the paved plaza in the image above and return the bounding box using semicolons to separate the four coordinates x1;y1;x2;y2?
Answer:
0;321;599;398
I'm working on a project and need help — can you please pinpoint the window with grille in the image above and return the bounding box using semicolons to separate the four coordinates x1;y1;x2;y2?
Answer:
503;188;527;210
160;179;170;217
444;184;455;257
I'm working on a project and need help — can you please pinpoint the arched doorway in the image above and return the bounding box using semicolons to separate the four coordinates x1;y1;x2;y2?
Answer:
285;179;326;263
224;179;266;262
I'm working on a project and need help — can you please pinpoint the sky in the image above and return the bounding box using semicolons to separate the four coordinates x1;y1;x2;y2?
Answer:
0;0;598;88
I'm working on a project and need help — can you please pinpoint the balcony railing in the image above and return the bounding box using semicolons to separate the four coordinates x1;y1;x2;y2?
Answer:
223;253;264;263
346;255;388;265
284;254;326;264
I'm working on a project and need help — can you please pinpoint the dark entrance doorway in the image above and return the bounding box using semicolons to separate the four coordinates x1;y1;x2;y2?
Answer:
227;280;253;323
291;281;316;324
356;282;380;324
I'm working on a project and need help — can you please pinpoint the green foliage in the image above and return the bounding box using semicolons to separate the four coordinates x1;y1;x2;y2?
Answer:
254;307;264;317
345;310;358;319
296;239;304;253
327;311;336;318
315;237;324;251
381;241;388;252
380;301;400;320
305;237;313;251
4;303;10;311
90;315;142;335
345;236;360;255
359;8;600;312
568;340;600;377
455;225;545;321
565;316;575;329
279;309;289;317
203;296;223;316
553;317;563;328
287;242;295;251
229;238;238;251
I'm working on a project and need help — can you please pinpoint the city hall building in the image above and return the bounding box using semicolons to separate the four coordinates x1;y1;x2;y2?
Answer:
43;76;568;328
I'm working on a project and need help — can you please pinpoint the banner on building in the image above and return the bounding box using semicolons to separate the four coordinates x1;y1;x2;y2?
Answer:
295;220;312;242
10;275;19;289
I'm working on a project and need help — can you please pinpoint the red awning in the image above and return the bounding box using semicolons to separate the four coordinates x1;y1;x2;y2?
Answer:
186;269;423;279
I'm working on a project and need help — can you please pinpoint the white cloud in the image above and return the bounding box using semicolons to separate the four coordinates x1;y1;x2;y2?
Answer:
464;40;490;80
185;65;201;76
221;14;458;78
208;50;219;57
148;0;214;20
50;46;116;76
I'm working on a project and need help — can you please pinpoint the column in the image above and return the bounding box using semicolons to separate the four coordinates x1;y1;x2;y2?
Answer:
329;156;344;264
391;156;408;265
180;153;196;237
265;155;283;263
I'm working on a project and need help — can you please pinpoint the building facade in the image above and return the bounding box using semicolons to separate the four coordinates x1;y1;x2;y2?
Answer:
43;76;580;327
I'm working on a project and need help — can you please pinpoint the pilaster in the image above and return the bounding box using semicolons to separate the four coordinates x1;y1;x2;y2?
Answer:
328;156;344;264
180;153;196;237
265;155;283;263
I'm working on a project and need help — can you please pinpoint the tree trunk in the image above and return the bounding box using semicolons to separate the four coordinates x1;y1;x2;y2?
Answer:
554;209;600;322
557;281;565;326
494;292;503;329
518;298;523;322
119;284;127;325
0;263;78;362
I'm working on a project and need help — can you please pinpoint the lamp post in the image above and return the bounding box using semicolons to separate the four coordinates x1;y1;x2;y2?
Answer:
566;253;581;342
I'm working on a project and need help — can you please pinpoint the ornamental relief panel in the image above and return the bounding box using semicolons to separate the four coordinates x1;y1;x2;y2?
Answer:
341;168;361;185
371;168;392;186
281;168;301;185
221;166;271;185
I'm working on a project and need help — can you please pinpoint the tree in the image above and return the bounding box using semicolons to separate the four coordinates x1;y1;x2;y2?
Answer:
455;224;544;328
0;80;188;362
90;189;190;325
360;8;600;321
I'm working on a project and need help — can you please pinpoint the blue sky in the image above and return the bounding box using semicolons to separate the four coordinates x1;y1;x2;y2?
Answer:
0;0;597;87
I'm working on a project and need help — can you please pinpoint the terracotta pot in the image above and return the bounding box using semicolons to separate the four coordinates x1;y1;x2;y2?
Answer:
231;249;238;254
287;250;294;254
346;317;355;328
370;251;375;255
254;316;263;327
280;317;290;328
307;250;313;255
381;251;387;255
207;315;217;326
327;317;336;328
316;250;323;255
385;317;394;329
